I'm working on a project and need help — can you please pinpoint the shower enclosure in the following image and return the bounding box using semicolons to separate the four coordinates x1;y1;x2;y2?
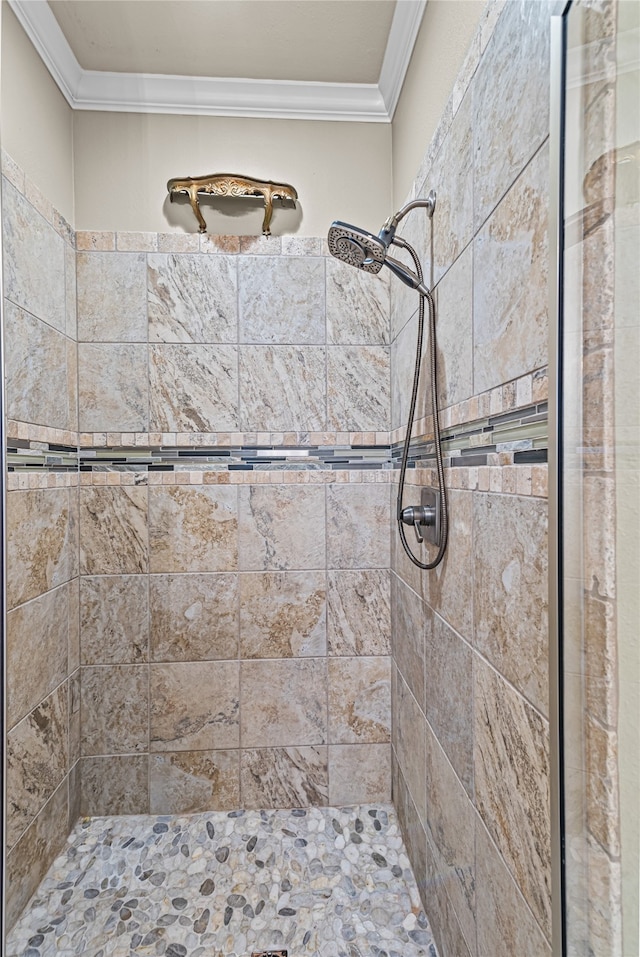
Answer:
1;0;639;955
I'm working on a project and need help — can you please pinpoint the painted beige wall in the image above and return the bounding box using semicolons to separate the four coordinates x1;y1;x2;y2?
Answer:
0;5;74;223
392;0;485;210
73;111;392;236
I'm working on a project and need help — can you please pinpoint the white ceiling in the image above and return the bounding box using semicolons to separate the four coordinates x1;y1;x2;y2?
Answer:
9;0;427;121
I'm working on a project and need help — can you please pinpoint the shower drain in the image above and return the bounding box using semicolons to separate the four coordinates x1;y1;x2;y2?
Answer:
251;952;288;957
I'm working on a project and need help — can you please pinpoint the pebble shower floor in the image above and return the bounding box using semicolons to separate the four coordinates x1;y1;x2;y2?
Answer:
6;804;439;957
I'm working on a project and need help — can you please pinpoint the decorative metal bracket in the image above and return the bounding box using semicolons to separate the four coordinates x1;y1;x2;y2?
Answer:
167;172;298;235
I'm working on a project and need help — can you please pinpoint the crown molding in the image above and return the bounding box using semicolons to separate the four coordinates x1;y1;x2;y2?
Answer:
8;0;426;122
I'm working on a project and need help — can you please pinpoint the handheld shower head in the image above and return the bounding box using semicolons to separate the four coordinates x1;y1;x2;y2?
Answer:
327;220;430;296
327;222;386;275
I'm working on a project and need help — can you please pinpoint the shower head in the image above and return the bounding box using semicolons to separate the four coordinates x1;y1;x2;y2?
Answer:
327;222;386;274
327;219;430;296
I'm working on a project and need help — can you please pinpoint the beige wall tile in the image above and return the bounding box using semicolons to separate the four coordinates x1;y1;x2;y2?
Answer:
80;755;149;816
473;492;548;716
81;575;149;664
239;255;325;344
326;258;390;345
241;746;328;809
239;571;326;658
148;253;238;343
238;484;325;571
6;683;69;848
241;659;328;747
78;342;149;432
77;251;147;341
149;485;238;573
80;486;148;575
327;483;390;569
149;343;239;432
327;569;391;656
5;781;69;929
150;661;239;751
424;832;473;957
476;819;551;957
328;744;391;805
328;656;391;744
425;723;476;954
425;488;474;642
474;658;551;938
239;345;326;431
393;753;428;906
327;346;391;431
150;573;239;661
431;85;473;283
393;668;427;821
6;487;77;609
392;574;426;709
150;750;240;814
435;243;473;408
81;664;149;755
6;583;70;728
425;612;474;796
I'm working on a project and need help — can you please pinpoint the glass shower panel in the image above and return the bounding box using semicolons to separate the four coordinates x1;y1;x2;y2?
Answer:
561;0;640;954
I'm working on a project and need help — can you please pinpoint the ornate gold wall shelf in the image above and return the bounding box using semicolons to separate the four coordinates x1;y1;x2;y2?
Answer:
167;173;298;235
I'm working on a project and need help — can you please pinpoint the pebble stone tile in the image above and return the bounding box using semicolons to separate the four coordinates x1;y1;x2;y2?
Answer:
7;805;439;957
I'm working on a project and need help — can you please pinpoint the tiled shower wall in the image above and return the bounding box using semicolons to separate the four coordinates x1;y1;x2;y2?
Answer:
3;147;398;929
3;157;80;928
390;3;554;957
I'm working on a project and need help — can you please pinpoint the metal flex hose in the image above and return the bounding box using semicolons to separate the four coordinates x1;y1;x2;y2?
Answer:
393;236;448;569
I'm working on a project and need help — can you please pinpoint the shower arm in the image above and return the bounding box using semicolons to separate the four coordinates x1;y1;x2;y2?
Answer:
378;190;437;247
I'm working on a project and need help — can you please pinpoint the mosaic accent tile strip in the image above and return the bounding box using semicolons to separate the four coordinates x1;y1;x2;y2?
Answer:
6;805;439;957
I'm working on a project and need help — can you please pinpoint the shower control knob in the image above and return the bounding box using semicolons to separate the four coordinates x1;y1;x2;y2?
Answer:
399;488;442;547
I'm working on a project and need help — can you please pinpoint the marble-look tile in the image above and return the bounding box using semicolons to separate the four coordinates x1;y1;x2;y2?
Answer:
326;483;390;569
326;259;390;344
80;755;149;817
393;752;428;906
327;346;390;431
435;242;473;408
150;750;240;814
150;573;239;661
476;820;551;957
241;747;328;809
241;658;328;747
473;492;548;715
80;575;149;664
327;568;390;656
68;577;80;672
239;345;326;431
431;86;473;283
65;241;77;340
239;256;325;343
391;483;424;597
391;310;421;431
69;670;81;769
4;301;72;431
240;571;326;658
150;661;239;751
392;574;426;709
393;668;427;821
474;658;551;937
474;142;549;394
328;656;391;744
78;342;149;432
238;484;325;571
148;253;237;343
390;267;420;344
7;683;68;847
424;832;473;957
473;0;552;230
6;583;70;728
328;744;391;805
66;337;78;433
149;485;238;573
2;179;65;332
80;486;148;575
77;252;147;341
425;723;476;954
6;488;77;610
425;489;474;642
5;780;69;930
81;665;149;755
149;343;239;432
425;612;474;796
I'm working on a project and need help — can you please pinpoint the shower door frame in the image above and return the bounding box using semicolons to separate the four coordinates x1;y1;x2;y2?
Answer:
0;4;8;948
